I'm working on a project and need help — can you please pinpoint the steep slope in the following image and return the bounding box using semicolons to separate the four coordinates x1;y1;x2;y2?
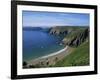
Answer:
50;26;72;35
50;26;89;47
62;28;89;47
53;40;89;67
49;26;89;67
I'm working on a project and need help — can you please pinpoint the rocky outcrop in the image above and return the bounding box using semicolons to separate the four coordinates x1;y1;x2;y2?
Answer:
62;28;89;47
49;27;72;35
49;26;89;47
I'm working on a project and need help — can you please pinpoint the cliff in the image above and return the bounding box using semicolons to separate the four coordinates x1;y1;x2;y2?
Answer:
49;26;89;47
62;28;89;47
49;26;72;35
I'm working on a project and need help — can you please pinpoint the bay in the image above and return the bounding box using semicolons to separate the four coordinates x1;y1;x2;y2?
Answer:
23;28;64;61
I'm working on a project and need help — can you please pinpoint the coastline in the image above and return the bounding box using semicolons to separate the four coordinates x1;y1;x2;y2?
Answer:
39;46;68;59
27;46;71;67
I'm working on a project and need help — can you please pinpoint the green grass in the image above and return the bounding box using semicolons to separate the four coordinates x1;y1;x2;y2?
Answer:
66;29;83;38
53;41;89;67
64;27;86;39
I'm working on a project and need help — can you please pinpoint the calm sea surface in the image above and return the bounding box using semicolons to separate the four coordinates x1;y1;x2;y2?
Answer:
23;29;64;61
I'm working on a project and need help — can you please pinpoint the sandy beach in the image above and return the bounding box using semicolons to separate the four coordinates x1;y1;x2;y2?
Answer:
27;46;72;67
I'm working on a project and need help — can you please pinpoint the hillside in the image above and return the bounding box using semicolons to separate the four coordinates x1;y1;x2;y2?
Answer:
50;26;89;46
49;26;89;67
23;26;90;68
53;40;89;67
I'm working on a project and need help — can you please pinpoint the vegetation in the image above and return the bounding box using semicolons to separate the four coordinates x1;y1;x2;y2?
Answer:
23;26;90;68
53;40;89;67
23;61;27;66
23;61;28;68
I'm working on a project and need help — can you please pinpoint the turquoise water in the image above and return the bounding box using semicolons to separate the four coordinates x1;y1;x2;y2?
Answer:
23;28;64;61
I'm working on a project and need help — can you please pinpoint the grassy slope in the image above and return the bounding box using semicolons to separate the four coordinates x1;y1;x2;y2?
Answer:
66;28;84;38
56;26;86;32
53;40;89;67
63;27;86;40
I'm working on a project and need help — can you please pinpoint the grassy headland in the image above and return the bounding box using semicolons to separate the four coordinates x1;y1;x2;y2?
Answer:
53;40;89;67
23;26;89;68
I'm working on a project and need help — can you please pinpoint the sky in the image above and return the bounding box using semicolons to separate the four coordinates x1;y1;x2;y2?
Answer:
22;11;90;27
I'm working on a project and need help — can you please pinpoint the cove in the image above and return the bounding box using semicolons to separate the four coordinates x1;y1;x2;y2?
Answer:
23;27;64;61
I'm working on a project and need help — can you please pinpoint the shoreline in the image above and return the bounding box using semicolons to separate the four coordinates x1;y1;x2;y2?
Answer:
38;46;68;59
27;46;71;67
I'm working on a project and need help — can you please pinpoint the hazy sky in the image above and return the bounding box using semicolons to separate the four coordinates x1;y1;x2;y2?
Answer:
22;11;90;27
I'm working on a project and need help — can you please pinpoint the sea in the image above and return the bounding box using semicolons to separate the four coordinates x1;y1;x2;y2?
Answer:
23;27;64;61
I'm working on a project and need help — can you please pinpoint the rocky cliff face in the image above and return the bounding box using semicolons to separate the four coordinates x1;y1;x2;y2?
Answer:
49;26;89;47
62;28;89;47
49;27;72;35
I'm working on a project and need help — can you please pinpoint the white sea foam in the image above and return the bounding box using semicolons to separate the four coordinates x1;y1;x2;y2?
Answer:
28;46;68;63
40;46;68;59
